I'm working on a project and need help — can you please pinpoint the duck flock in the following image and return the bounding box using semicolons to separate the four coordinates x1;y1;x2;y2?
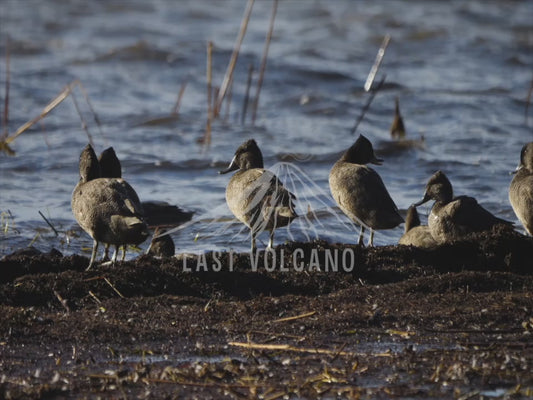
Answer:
71;128;533;270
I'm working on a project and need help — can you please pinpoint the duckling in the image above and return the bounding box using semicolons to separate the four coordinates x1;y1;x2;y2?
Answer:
415;170;512;243
329;135;403;246
147;227;175;257
509;142;533;235
220;139;297;252
398;205;437;248
72;144;149;270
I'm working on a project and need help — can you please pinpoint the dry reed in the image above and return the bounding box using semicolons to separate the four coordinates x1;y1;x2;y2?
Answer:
172;80;188;115
1;80;101;155
215;0;255;112
364;34;390;92
251;0;278;125
2;37;10;139
202;41;214;145
241;63;254;125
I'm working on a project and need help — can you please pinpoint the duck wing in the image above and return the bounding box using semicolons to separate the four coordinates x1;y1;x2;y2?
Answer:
352;167;403;229
451;195;512;231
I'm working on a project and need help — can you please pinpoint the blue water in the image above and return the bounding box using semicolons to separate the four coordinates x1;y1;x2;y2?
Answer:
1;0;532;257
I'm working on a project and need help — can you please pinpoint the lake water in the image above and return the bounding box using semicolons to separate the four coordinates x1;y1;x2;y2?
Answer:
1;0;532;257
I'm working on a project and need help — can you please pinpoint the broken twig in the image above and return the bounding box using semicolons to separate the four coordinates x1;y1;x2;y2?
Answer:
229;341;391;357
53;290;70;313
103;277;125;298
272;311;316;323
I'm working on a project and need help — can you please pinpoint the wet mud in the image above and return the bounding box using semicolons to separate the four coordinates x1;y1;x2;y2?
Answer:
1;225;533;399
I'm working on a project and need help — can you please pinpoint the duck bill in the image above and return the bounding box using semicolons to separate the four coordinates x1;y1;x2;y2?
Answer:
413;194;430;207
370;156;384;165
219;156;239;174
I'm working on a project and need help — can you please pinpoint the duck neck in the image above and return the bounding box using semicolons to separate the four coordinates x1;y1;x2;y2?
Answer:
80;159;100;182
405;211;420;232
341;144;365;164
240;154;263;170
514;166;530;180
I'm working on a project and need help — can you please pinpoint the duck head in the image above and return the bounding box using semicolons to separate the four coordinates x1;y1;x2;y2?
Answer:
514;142;533;174
415;170;453;206
341;134;383;165
99;147;122;178
219;139;264;174
79;144;101;182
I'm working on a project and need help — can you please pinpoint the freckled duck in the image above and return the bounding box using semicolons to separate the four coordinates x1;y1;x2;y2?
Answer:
415;170;512;243
329;134;403;246
219;139;297;252
72;144;149;269
509;142;533;235
398;204;437;248
147;227;175;258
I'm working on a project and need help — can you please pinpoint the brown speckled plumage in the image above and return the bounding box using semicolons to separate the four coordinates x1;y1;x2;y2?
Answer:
509;142;533;235
416;170;512;243
220;139;297;251
329;135;403;246
398;205;437;248
72;144;148;269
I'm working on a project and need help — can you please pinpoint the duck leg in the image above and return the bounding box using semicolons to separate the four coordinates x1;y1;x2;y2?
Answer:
87;240;99;271
121;245;127;261
112;245;119;264
267;230;274;249
251;231;257;254
103;244;110;261
368;229;375;247
358;226;365;246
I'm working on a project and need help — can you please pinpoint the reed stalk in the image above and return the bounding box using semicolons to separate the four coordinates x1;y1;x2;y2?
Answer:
1;80;101;154
251;0;278;125
203;41;214;145
224;73;234;123
2;37;10;139
364;34;390;92
215;0;255;112
241;63;254;125
172;80;188;115
526;72;533;126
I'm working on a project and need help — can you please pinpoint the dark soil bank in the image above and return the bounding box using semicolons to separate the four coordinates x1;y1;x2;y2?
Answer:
1;226;533;399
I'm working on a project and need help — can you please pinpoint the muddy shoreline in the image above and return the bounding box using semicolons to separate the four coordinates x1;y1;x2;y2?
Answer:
1;226;533;399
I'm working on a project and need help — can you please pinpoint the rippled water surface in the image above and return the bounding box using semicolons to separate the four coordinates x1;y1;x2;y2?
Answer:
1;0;532;257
